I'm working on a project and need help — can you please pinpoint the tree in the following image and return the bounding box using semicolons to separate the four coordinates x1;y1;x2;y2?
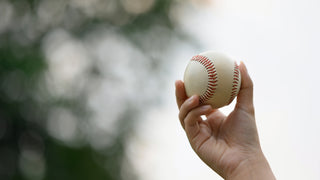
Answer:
0;0;191;179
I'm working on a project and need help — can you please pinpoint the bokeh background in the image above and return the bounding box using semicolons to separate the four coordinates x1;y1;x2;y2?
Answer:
1;0;320;179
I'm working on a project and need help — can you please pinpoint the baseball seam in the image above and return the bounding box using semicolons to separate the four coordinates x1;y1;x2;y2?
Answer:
191;55;218;104
228;62;240;104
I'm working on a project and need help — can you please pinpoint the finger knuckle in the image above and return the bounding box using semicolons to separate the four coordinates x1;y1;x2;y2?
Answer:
188;109;199;119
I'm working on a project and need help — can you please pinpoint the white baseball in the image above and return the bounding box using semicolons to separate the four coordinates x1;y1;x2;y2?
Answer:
183;51;241;109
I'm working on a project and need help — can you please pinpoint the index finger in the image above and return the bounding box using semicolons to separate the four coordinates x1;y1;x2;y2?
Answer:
175;80;188;109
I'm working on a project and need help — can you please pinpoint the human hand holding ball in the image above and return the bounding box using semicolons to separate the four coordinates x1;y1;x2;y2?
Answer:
175;51;276;180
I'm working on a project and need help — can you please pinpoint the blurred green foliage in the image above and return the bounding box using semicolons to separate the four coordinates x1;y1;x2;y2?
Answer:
0;0;185;179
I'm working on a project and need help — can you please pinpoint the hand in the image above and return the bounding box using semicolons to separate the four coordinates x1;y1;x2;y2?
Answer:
175;62;276;179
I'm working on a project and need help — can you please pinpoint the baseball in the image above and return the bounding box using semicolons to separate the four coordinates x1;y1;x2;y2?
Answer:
183;51;241;109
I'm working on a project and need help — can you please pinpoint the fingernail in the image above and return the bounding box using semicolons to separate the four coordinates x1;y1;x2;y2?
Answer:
175;80;179;88
240;61;248;73
201;105;212;111
189;95;197;103
175;80;179;85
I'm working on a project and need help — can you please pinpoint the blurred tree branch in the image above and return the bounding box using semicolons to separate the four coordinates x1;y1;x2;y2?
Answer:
0;0;194;179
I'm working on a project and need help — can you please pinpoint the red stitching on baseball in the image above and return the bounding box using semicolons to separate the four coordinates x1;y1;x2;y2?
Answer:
228;62;240;104
191;55;218;104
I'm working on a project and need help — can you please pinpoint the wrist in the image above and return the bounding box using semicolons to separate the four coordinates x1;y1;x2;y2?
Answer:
226;151;276;180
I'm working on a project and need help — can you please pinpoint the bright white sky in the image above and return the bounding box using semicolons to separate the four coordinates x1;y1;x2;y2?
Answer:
129;0;320;179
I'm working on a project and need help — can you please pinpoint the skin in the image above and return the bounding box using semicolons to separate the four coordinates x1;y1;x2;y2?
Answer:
175;62;276;180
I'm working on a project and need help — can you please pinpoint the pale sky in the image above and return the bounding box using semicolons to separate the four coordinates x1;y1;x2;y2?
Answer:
128;0;320;179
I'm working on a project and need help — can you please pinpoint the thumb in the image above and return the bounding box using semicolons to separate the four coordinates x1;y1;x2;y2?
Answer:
235;61;254;114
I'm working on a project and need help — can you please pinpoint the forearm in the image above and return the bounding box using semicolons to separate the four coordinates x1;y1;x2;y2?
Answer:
226;152;276;180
